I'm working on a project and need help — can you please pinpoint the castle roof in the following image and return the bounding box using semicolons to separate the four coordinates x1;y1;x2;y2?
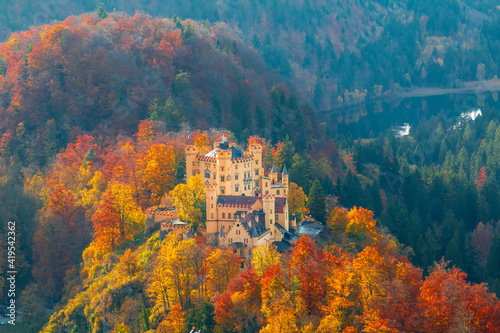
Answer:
240;210;267;238
229;242;247;247
205;140;244;159
282;165;288;175
271;163;278;173
275;197;286;213
217;195;259;208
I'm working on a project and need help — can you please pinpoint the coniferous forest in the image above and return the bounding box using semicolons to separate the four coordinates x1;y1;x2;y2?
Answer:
0;1;499;332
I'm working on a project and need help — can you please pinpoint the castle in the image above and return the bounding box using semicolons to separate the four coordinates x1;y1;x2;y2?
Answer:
185;136;296;253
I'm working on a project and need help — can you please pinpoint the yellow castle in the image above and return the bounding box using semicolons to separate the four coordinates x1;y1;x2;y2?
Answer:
185;136;294;250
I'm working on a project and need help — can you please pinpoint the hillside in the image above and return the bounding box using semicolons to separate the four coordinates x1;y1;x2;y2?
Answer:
1;3;500;333
40;210;500;332
0;12;320;170
2;1;500;110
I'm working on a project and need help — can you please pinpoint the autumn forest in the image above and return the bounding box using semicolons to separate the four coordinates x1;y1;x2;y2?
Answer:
0;1;499;333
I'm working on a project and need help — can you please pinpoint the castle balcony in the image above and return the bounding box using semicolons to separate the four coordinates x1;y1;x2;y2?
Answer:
244;177;253;181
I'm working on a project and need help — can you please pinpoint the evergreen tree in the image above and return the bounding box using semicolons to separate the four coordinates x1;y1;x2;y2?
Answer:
289;153;313;193
185;302;216;333
445;235;464;270
182;22;195;40
277;134;295;170
307;179;326;223
486;236;500;282
96;3;107;20
263;142;274;169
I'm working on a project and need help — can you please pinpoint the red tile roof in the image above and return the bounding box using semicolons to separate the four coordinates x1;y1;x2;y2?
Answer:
275;197;286;213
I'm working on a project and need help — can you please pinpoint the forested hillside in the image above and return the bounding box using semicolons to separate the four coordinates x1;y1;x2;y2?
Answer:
2;0;500;110
0;11;319;171
0;3;500;333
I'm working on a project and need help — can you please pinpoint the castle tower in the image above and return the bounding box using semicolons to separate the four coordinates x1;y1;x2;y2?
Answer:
263;194;275;236
206;183;218;233
282;165;289;196
185;145;199;180
248;143;264;186
270;163;278;184
216;148;232;195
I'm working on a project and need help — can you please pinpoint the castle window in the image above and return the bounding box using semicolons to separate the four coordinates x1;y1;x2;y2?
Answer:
265;191;268;194
205;170;211;178
277;190;280;195
235;173;239;180
235;165;238;169
192;162;196;166
244;238;248;244
192;171;197;176
255;169;259;176
211;213;214;218
270;219;273;224
244;183;247;190
221;187;225;194
222;213;225;218
221;176;225;182
228;213;231;219
256;160;259;165
227;175;231;181
284;190;286;194
275;214;278;221
214;173;217;180
235;185;239;192
265;182;268;187
221;166;224;171
211;204;213;208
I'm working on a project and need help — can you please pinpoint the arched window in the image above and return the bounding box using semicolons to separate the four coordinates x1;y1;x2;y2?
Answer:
205;170;211;179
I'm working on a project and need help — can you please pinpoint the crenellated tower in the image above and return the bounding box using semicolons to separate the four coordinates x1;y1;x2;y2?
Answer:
206;183;218;233
185;145;199;180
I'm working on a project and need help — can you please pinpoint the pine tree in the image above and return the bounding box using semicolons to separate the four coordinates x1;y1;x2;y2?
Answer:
277;135;295;170
96;3;107;20
486;236;500;282
182;22;195;40
307;180;326;223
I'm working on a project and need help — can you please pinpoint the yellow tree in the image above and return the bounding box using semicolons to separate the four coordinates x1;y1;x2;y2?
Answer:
346;206;381;246
260;298;300;333
148;233;200;320
148;264;173;322
251;242;282;276
288;182;308;220
327;207;349;235
317;269;354;332
78;170;107;219
138;143;176;205
91;183;143;254
118;248;140;276
193;132;211;155
171;174;206;224
206;248;242;295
